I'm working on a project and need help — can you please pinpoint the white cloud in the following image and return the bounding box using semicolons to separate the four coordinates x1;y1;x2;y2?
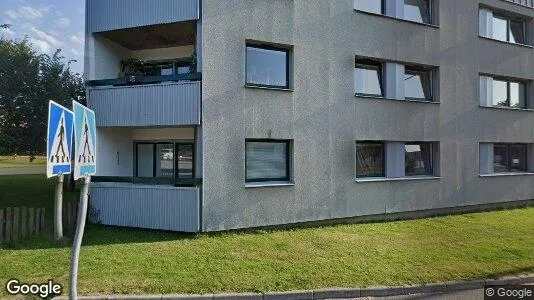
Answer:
19;6;44;20
28;27;63;53
55;17;70;29
70;34;84;46
5;10;18;20
1;27;15;40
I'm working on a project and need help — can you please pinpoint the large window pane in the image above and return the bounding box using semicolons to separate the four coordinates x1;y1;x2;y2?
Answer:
355;0;382;14
356;142;384;177
510;82;526;108
246;141;289;182
137;144;154;177
404;0;430;23
355;64;383;96
405;69;432;100
511;145;527;172
509;19;525;44
405;143;433;176
492;79;508;107
156;143;174;177
246;45;288;88
492;16;508;42
493;145;510;173
177;144;194;179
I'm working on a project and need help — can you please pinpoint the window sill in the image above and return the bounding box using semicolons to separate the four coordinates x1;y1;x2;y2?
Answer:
479;36;533;49
355;176;440;183
480;172;534;178
245;181;295;188
244;84;293;92
356;94;440;104
354;9;440;28
479;105;534;112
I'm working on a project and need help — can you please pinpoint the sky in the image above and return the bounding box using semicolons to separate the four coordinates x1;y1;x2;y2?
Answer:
1;0;85;74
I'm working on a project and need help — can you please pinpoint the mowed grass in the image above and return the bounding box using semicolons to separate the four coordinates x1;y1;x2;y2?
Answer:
0;174;79;213
0;156;46;168
0;207;533;296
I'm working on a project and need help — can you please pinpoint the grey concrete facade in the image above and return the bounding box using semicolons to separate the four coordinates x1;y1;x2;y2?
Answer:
200;0;534;231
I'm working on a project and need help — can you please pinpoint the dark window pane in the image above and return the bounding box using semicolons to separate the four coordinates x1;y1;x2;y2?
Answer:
405;143;433;176
246;46;288;88
405;69;432;100
246;141;289;181
493;145;510;173
404;0;430;23
510;19;525;44
137;144;154;177
511;145;527;172
177;144;194;179
356;0;382;14
510;82;526;108
492;79;508;107
492;16;508;42
356;142;384;177
156;144;174;177
355;64;383;96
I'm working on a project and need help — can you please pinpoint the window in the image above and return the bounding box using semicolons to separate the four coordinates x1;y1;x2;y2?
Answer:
355;0;383;14
404;67;433;101
355;59;383;97
404;0;431;24
144;60;192;76
492;78;526;108
135;142;195;182
405;143;433;176
492;14;526;44
493;144;527;173
356;142;385;178
246;140;291;182
246;44;290;89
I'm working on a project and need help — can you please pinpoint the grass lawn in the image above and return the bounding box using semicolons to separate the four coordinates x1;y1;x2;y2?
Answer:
0;207;533;297
0;174;79;214
0;156;46;168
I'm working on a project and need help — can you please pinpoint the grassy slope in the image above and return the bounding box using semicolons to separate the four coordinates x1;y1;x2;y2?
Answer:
0;207;532;296
0;156;46;168
0;174;79;214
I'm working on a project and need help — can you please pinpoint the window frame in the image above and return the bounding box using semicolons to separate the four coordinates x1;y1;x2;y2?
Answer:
404;66;434;101
493;143;528;173
403;0;432;25
245;44;291;90
355;0;386;15
134;141;195;182
356;141;386;178
404;142;434;176
491;77;528;108
245;139;291;183
355;59;384;98
492;12;527;44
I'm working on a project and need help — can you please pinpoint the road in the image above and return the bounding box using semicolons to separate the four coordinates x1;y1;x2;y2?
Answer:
0;166;45;175
352;289;484;299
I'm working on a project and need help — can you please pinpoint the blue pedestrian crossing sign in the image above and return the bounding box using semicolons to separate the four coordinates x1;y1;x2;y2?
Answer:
73;101;97;180
47;101;74;178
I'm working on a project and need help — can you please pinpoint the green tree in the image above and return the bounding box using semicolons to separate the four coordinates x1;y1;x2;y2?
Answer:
0;29;85;159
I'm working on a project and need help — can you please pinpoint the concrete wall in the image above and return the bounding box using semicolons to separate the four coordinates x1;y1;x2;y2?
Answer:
201;0;534;231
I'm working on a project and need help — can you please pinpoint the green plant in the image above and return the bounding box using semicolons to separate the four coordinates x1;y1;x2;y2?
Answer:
120;58;145;76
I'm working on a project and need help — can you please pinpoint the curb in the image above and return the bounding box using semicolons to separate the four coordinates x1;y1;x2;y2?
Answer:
54;273;534;300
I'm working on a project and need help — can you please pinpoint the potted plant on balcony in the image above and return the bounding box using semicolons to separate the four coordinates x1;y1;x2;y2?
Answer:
120;58;146;84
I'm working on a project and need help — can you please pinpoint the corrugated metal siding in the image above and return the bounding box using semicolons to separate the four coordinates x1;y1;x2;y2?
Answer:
503;0;534;8
87;0;199;33
90;183;200;232
87;82;201;127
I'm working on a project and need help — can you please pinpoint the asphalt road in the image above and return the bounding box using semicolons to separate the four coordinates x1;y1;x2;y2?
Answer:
347;289;483;299
0;166;45;175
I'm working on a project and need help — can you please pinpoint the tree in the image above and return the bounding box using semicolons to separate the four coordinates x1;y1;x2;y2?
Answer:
0;31;85;159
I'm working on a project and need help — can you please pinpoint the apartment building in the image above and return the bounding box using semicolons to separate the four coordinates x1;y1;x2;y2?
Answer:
85;0;534;232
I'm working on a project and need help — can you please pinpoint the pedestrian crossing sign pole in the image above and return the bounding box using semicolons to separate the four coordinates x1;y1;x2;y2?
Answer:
46;101;74;241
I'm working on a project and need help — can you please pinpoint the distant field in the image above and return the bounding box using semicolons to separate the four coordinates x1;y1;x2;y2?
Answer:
0;156;46;168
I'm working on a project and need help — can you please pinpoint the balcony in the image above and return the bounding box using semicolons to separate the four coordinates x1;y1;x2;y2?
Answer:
86;0;199;33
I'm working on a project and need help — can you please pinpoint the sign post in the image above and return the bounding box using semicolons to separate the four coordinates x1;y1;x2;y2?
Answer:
69;100;97;300
46;101;74;241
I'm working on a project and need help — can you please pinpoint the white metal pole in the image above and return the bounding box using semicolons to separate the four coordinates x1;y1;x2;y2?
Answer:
69;176;91;300
54;174;64;240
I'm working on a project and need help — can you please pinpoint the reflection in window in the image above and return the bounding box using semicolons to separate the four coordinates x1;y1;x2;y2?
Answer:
404;68;432;100
510;19;525;44
135;142;195;182
355;60;383;96
492;14;526;44
355;0;383;14
405;143;433;176
492;78;526;108
246;45;289;88
156;144;174;177
404;0;430;24
177;144;194;179
356;142;385;178
493;144;527;173
246;141;290;182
